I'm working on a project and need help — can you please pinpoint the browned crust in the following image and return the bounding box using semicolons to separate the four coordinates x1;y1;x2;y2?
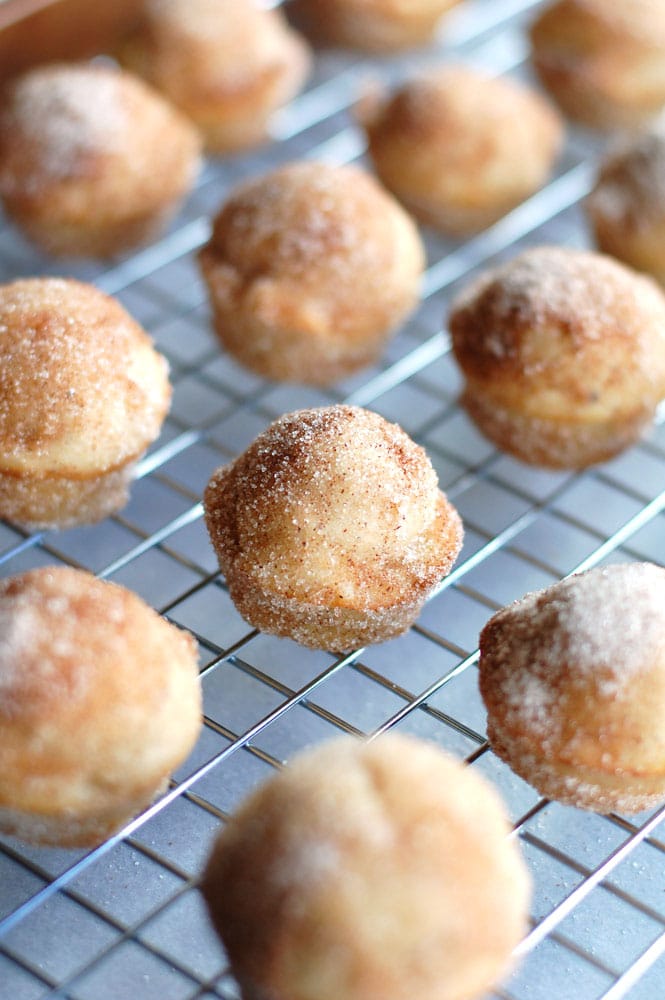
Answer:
204;405;463;650
202;734;530;1000
449;246;665;468
289;0;462;52
0;62;201;258
479;563;665;814
198;161;424;386
359;65;563;237
118;0;311;154
0;566;201;846
530;0;665;129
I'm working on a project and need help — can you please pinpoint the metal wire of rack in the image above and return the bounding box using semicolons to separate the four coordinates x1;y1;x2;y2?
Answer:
1;1;665;997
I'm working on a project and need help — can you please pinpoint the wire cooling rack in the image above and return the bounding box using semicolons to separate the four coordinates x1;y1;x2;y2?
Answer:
1;1;665;997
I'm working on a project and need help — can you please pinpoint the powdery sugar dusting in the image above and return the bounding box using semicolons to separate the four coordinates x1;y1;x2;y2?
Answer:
0;277;170;471
459;247;650;348
482;562;665;734
2;66;128;183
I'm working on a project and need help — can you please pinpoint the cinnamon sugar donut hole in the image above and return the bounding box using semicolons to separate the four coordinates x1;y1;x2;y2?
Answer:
289;0;462;53
587;117;665;286
198;161;425;386
479;563;665;814
0;62;201;258
0;277;171;530
358;66;564;238
449;246;665;469
0;566;201;847
530;0;665;130
203;405;463;651
202;734;531;1000
119;0;311;154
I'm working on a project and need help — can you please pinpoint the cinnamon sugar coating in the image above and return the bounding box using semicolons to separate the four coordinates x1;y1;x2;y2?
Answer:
479;563;665;814
289;0;462;52
119;0;311;154
0;62;201;258
0;566;201;846
587;117;665;285
449;246;665;468
358;65;563;237
203;405;463;651
530;0;665;129
199;161;425;386
202;734;531;1000
0;277;171;529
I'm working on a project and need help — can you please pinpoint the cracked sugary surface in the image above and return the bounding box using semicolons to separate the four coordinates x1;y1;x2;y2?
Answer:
204;405;463;649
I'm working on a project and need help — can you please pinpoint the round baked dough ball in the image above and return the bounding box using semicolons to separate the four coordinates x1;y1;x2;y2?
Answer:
198;161;425;385
119;0;311;153
530;0;665;129
0;277;171;529
449;245;665;468
587;117;665;285
359;65;563;237
0;566;201;846
479;562;665;814
202;734;531;1000
289;0;462;52
0;62;201;258
203;405;463;650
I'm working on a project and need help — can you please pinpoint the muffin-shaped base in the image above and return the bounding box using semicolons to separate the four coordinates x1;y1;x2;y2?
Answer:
218;491;462;650
0;464;137;531
461;384;652;470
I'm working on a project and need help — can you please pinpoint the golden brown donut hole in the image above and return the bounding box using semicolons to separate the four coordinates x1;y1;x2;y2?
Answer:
0;566;201;847
0;277;171;529
203;404;463;651
530;0;665;130
202;733;531;1000
479;562;665;814
199;161;425;386
119;0;311;154
449;245;665;469
358;65;564;237
0;62;201;258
